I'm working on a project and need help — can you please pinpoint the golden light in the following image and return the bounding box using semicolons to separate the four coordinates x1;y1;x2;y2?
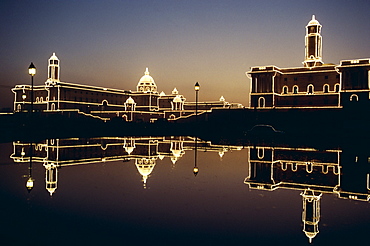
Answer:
26;177;34;191
194;82;200;91
28;62;36;76
193;167;199;176
22;94;26;100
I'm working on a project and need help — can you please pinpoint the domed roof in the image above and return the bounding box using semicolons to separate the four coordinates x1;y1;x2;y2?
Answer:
49;52;59;61
173;95;182;103
137;68;157;92
135;158;156;186
125;97;135;104
307;15;321;26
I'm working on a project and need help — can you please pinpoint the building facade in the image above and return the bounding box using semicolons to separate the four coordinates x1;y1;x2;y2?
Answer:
247;15;370;109
12;54;236;122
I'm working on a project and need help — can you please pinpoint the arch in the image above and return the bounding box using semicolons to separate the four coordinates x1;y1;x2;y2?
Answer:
122;114;128;121
101;100;108;106
307;84;314;94
282;86;288;94
101;100;108;111
257;147;264;159
51;103;56;111
36;97;40;103
293;85;299;94
17;104;22;112
334;83;340;92
306;162;313;173
169;114;176;120
291;163;297;172
258;97;265;108
323;84;329;93
350;94;359;102
281;162;287;171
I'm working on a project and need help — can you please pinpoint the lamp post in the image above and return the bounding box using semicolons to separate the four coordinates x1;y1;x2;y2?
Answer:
194;82;200;118
28;62;36;113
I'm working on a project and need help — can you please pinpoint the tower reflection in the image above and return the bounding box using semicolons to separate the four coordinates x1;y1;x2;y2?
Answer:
244;144;370;242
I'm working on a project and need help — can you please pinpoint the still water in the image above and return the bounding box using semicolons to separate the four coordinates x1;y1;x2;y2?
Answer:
0;136;369;245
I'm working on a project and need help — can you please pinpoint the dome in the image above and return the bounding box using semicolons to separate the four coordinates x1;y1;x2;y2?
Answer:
173;95;182;103
137;68;157;92
307;15;321;26
125;97;135;104
135;158;156;185
49;52;59;61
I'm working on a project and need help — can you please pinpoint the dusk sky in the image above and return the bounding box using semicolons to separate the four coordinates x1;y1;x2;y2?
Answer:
1;0;369;109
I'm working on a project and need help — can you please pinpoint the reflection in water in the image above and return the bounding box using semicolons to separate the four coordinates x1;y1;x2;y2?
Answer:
11;136;242;193
244;145;370;242
6;137;370;244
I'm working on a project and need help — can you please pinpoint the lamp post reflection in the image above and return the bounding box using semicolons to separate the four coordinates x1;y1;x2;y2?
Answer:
28;62;36;113
193;137;199;176
26;143;34;192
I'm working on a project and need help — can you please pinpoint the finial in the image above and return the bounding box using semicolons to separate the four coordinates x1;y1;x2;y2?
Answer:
312;15;315;20
145;67;149;75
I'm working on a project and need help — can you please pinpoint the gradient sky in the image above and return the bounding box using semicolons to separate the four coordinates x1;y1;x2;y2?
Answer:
1;0;369;109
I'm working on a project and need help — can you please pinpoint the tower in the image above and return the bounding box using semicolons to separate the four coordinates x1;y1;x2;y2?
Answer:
303;15;324;67
47;53;60;83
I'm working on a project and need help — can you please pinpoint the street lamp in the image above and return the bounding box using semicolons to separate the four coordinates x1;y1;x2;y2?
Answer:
194;82;200;118
28;62;36;113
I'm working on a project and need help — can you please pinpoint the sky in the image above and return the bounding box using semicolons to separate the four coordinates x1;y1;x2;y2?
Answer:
1;0;369;109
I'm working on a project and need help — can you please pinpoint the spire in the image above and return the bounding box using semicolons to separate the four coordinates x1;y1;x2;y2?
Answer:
145;67;149;76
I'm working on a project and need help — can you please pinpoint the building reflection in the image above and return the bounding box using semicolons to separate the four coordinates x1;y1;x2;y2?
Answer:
244;145;370;242
11;136;243;194
10;137;370;242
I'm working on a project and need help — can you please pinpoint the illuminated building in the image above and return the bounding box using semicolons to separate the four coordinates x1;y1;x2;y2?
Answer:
11;54;233;122
247;15;370;109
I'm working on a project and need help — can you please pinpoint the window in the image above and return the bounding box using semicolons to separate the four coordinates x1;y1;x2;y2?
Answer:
307;84;314;94
293;85;298;94
258;97;265;108
323;84;329;93
335;84;340;92
282;86;288;94
257;147;264;159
